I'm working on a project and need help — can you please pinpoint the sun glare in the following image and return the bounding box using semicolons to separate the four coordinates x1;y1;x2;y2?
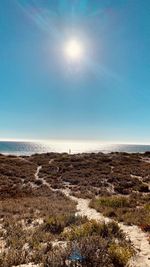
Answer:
64;39;83;61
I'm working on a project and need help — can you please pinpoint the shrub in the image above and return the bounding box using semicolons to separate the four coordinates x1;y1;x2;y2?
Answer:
95;196;130;208
90;196;150;227
140;224;150;232
42;216;66;234
108;243;134;267
4;221;26;250
42;214;84;235
78;236;111;267
63;220;124;241
0;249;27;267
139;184;149;193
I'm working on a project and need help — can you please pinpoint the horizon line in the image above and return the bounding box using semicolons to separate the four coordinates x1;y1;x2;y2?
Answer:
0;138;150;146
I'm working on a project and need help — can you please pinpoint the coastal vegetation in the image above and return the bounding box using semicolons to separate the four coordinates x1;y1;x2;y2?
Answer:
90;194;150;229
0;203;134;267
0;152;150;200
0;152;150;266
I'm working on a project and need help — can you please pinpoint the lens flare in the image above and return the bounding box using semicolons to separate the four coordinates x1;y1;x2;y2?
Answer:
64;39;83;60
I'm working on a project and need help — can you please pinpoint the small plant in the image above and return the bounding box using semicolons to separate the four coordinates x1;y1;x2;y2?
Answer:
63;220;124;241
90;195;150;227
94;196;130;208
0;249;27;267
108;243;134;267
43;216;65;234
140;224;150;232
42;214;87;235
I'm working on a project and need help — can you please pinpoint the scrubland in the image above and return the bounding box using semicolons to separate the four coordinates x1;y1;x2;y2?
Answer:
0;152;149;266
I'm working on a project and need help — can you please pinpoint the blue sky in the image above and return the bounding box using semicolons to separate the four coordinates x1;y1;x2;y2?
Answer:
0;0;150;142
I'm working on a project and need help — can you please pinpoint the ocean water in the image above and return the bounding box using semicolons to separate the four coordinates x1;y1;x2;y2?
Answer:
0;141;150;155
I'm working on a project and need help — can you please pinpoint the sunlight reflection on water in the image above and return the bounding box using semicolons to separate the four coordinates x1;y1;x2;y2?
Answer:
0;141;150;155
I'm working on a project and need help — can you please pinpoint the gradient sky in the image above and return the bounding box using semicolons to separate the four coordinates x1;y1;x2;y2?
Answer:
0;0;150;142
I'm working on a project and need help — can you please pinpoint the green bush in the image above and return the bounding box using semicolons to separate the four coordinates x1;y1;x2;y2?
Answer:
90;196;150;227
42;214;85;235
43;216;65;234
95;196;130;208
63;220;124;241
108;243;134;267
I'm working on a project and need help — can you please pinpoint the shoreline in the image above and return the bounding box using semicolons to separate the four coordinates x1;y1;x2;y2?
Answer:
0;150;150;157
1;141;150;156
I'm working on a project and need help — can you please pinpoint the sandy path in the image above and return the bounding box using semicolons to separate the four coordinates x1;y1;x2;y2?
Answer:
35;165;150;267
64;189;110;223
120;224;150;267
34;165;53;189
62;190;150;267
34;166;42;180
141;157;150;164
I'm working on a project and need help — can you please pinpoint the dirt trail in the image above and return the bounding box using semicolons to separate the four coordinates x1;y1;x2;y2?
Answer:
142;157;150;164
119;224;150;267
34;165;52;189
35;165;150;267
64;188;150;267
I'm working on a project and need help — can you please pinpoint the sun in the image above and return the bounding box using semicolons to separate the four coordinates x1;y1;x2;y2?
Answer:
64;39;84;61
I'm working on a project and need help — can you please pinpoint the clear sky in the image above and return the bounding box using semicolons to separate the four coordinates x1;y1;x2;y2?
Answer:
0;0;150;142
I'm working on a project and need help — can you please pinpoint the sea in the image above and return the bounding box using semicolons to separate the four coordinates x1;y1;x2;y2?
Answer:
0;141;150;156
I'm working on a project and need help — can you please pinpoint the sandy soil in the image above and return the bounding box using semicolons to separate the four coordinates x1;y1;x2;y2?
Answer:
62;188;150;267
32;165;150;267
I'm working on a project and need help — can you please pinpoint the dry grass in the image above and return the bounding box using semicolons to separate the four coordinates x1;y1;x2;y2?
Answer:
0;191;77;266
0;152;149;266
0;204;134;267
90;194;150;228
0;194;134;267
0;192;76;222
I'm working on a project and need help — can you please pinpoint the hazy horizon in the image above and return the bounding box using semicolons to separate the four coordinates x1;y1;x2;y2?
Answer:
1;138;150;146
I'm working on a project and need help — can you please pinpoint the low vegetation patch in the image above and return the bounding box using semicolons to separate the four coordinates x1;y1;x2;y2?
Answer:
0;152;149;266
42;214;87;235
90;195;150;228
108;243;133;267
62;220;133;267
62;220;125;241
93;196;130;208
0;196;134;267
